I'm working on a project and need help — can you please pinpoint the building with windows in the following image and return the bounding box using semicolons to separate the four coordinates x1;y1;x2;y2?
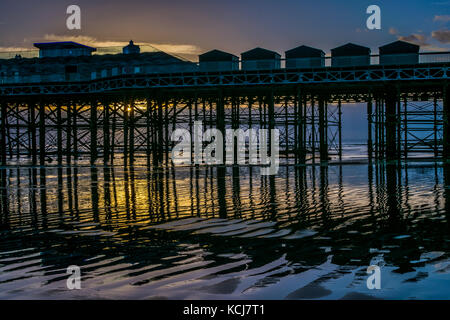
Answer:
33;42;97;58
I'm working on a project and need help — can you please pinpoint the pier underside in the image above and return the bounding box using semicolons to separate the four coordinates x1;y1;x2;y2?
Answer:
0;80;449;166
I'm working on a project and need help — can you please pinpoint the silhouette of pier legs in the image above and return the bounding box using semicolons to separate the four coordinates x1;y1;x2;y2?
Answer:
0;85;447;166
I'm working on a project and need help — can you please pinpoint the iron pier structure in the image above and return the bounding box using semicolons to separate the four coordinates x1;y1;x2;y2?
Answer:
0;60;449;166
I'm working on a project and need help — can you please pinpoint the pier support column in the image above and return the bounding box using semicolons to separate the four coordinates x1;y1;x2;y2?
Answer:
0;100;6;166
146;98;152;158
156;98;164;164
110;103;116;164
90;100;98;165
403;97;407;159
374;98;379;160
268;89;275;157
434;95;439;158
367;96;373;161
311;98;316;162
296;88;306;163
103;100;110;164
338;99;342;161
385;87;398;161
164;98;169;164
217;90;225;162
72;103;78;161
66;102;72;164
39;101;46;165
444;85;450;161
319;97;328;162
129;100;135;164
56;103;62;165
123;100;129;165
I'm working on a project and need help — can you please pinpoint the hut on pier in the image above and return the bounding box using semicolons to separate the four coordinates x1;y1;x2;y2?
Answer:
241;47;281;70
331;43;371;67
285;45;325;68
199;49;239;71
379;40;420;65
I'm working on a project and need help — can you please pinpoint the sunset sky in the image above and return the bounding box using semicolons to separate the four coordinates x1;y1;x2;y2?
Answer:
0;0;449;60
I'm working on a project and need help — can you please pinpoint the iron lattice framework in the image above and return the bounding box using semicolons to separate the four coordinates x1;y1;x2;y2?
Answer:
0;62;449;165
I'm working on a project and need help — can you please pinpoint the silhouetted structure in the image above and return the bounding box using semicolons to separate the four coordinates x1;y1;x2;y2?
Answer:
331;43;371;67
34;42;96;58
285;45;325;68
199;49;239;71
123;40;141;55
241;47;281;70
1;44;194;82
379;40;419;65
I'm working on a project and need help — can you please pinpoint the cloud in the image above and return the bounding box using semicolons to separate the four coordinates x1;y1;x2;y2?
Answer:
0;46;32;52
421;45;449;52
42;34;202;58
397;34;429;46
431;29;450;43
434;15;450;22
389;27;399;35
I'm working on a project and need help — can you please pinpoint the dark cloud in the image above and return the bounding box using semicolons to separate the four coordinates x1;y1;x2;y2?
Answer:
431;29;450;43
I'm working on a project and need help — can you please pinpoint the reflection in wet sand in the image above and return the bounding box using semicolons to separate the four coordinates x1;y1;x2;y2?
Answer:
0;161;450;299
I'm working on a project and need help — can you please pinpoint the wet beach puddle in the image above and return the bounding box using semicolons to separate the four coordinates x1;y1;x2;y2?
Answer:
0;161;450;299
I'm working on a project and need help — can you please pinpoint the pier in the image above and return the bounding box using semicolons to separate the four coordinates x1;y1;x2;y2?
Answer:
0;43;449;166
